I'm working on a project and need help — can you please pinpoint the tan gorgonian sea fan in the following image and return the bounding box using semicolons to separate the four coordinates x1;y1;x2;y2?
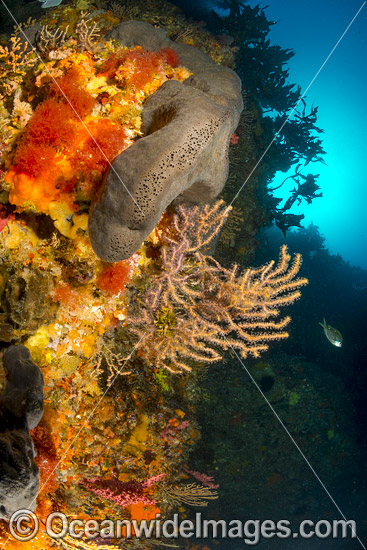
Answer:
129;201;308;372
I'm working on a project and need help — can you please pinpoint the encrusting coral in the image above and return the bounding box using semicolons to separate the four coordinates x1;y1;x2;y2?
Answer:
79;473;164;507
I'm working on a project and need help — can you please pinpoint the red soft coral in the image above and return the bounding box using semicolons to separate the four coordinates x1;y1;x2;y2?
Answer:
98;49;127;78
100;47;180;90
52;282;81;310
117;49;162;89
97;261;131;295
12;142;58;178
11;97;77;179
70;118;127;173
159;47;180;68
23;98;76;148
52;65;95;118
99;47;180;84
30;413;59;494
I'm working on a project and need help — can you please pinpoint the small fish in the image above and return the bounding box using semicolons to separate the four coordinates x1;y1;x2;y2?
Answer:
38;0;63;8
319;317;343;347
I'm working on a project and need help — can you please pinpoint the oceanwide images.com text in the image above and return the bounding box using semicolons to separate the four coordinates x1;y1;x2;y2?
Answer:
8;510;358;545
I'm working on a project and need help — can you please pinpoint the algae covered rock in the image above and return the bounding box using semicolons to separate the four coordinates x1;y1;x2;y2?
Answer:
89;21;243;262
0;266;56;342
0;345;44;520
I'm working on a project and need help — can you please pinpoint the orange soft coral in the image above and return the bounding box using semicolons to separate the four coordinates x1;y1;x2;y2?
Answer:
7;136;76;212
8;66;95;197
98;49;124;78
116;49;165;90
10;97;77;181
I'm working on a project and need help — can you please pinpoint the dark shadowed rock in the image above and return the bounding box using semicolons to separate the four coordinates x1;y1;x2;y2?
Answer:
89;21;243;262
0;422;39;520
0;345;44;520
1;345;44;430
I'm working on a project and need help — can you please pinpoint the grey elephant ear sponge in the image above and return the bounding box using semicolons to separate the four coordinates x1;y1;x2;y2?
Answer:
89;21;243;262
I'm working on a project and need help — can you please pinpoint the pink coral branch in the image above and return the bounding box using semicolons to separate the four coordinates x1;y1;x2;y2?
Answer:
80;474;164;507
185;469;219;489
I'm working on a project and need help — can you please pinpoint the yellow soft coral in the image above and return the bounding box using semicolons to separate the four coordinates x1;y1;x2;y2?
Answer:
25;326;52;364
5;155;75;214
49;201;88;239
1;220;38;249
